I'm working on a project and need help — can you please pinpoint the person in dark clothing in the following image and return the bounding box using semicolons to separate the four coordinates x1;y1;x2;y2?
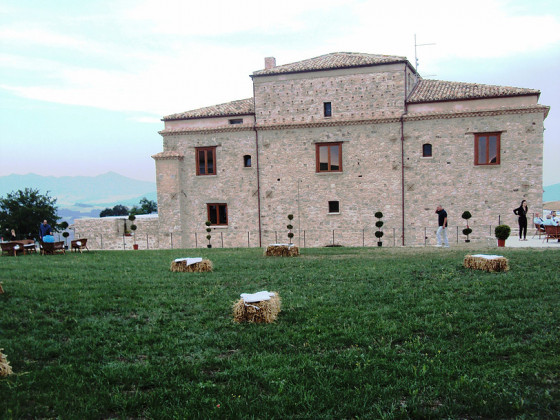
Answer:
39;220;51;240
435;205;449;247
513;200;528;240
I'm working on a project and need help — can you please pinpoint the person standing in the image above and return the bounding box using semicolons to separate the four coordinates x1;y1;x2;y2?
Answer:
435;205;449;247
513;200;528;241
39;220;51;240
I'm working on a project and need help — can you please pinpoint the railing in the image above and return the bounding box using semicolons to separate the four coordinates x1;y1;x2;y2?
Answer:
73;224;510;250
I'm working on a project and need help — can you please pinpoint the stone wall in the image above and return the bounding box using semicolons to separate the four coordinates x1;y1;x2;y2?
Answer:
73;215;160;250
253;64;408;125
403;110;544;245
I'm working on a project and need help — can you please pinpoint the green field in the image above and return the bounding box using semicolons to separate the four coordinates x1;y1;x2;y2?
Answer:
1;247;559;419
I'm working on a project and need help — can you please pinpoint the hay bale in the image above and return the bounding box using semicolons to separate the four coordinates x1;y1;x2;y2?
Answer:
0;349;13;377
464;254;509;272
265;244;299;257
170;258;213;272
233;291;281;323
0;282;3;294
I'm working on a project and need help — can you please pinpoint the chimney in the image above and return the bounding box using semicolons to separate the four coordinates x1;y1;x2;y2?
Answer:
265;57;276;70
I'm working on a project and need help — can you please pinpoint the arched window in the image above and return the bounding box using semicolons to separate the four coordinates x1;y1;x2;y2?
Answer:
243;155;252;167
422;143;432;157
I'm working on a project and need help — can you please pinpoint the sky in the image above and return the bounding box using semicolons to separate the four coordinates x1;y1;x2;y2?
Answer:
1;0;559;185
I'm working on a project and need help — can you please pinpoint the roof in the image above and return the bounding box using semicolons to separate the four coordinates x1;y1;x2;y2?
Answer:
163;98;254;121
252;52;408;77
408;79;540;103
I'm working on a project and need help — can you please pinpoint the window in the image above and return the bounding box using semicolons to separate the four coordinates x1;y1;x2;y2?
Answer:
323;102;332;117
422;143;432;157
229;118;243;125
207;203;228;225
196;147;216;175
243;155;252;168
316;142;342;172
474;133;501;165
328;201;340;213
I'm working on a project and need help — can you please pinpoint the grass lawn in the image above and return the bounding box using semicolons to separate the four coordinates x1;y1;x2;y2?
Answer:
1;247;559;419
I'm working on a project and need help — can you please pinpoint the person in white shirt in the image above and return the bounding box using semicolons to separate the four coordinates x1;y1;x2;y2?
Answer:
534;213;545;231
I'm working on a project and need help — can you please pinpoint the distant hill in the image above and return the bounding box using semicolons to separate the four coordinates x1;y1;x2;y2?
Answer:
0;172;156;224
544;183;560;203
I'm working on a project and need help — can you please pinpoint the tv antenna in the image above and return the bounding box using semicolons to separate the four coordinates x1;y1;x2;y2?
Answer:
414;34;435;73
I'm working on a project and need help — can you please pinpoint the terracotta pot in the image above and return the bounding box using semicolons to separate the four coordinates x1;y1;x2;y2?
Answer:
133;244;139;250
497;239;506;247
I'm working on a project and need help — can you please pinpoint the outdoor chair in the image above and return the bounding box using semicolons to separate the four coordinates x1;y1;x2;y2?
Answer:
532;223;545;239
1;242;23;257
543;225;560;243
41;241;66;255
71;238;89;253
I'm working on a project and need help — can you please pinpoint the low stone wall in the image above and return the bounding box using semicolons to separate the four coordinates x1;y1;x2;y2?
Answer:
73;215;160;250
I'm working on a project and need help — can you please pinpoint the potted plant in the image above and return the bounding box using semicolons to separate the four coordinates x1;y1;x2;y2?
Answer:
287;214;294;245
495;224;511;247
462;211;472;243
206;221;212;248
131;224;138;250
375;211;384;247
60;221;69;249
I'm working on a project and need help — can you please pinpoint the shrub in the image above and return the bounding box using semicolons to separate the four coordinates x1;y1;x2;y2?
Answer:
495;225;511;240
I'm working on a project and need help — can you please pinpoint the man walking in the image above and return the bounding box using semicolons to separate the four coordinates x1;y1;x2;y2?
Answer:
435;205;449;247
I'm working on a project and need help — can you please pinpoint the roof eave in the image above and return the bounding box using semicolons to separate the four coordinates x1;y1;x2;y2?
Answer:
407;92;540;105
163;111;255;122
251;60;410;79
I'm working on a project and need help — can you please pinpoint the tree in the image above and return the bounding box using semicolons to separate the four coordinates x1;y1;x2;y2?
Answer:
0;188;61;239
129;197;157;216
99;204;129;217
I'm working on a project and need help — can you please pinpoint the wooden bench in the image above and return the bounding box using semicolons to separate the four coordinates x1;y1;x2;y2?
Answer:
41;241;66;255
543;225;560;242
71;238;89;253
17;239;37;254
1;242;23;256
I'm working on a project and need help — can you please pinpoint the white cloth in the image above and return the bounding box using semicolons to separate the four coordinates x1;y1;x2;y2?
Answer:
241;291;275;303
76;241;82;246
13;244;20;250
471;254;504;260
174;257;203;266
269;243;294;247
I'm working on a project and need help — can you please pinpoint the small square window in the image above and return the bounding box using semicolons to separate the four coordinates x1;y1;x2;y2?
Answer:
207;203;228;225
229;118;243;125
328;201;340;213
323;102;332;117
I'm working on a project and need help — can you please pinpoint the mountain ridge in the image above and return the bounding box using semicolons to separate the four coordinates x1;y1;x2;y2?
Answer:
0;172;156;208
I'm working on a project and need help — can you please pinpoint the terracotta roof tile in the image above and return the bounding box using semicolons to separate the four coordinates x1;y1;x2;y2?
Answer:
163;98;254;121
252;52;407;76
408;79;540;103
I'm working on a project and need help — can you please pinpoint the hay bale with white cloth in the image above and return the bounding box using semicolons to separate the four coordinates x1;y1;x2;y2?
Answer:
0;349;13;377
265;244;299;257
233;291;281;323
170;257;213;272
464;254;509;272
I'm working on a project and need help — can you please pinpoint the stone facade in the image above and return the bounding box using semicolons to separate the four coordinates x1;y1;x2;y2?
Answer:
73;215;160;250
153;52;549;248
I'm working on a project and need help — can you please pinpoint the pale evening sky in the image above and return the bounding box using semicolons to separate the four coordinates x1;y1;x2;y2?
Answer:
1;0;559;185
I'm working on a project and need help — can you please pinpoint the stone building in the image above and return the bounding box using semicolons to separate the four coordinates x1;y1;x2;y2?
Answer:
153;52;549;248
